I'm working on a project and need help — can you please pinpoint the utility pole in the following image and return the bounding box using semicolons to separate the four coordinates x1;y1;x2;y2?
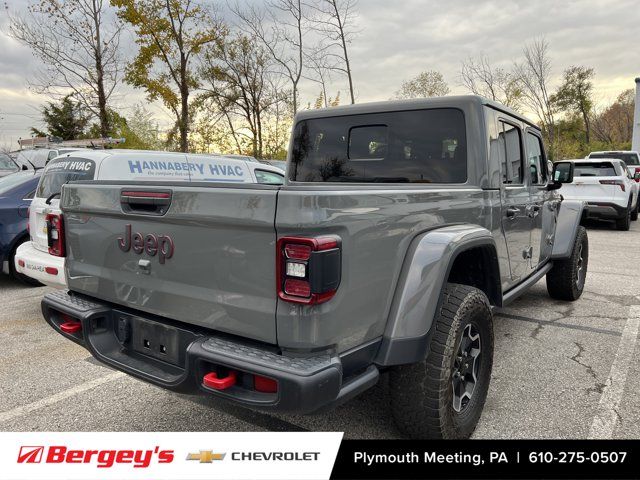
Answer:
633;77;640;152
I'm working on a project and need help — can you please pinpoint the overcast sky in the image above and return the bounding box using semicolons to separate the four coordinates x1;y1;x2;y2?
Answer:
1;0;639;150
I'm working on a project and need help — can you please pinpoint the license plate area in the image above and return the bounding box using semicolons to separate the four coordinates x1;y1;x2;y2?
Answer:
116;312;199;367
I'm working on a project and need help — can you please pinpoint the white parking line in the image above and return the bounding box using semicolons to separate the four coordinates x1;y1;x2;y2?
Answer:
589;304;640;439
0;372;124;424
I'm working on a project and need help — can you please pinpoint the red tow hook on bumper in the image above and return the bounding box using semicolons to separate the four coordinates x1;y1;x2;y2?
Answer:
203;371;237;390
60;321;82;334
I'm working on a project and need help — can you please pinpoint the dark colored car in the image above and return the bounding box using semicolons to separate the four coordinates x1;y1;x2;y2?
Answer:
0;153;20;178
0;171;42;284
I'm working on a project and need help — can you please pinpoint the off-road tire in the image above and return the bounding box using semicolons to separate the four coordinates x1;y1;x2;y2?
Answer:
546;226;588;301
632;200;638;221
389;283;494;439
9;238;42;287
616;202;631;230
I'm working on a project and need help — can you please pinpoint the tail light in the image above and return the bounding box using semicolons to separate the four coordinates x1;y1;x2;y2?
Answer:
600;179;625;192
635;168;640;183
277;236;341;304
46;213;66;257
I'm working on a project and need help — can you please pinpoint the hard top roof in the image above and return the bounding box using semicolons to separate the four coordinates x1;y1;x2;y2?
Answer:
294;94;540;129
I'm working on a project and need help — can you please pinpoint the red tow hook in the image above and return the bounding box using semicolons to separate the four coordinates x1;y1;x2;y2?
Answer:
203;371;237;390
60;321;82;334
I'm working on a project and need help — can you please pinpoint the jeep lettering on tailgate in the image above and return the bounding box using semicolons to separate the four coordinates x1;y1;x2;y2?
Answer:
118;224;174;264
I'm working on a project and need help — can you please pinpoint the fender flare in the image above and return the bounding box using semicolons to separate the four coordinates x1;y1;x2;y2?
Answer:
551;199;586;259
374;224;501;367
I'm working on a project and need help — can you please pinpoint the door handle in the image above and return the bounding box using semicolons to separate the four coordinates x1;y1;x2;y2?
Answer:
506;207;520;219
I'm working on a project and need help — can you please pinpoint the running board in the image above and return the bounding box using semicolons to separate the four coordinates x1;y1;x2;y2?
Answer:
500;262;553;307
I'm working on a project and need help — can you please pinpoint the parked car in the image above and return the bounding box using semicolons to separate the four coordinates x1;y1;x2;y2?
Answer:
41;96;587;439
559;158;638;230
15;151;285;287
0;170;42;284
14;148;84;170
588;151;640;179
0;153;20;178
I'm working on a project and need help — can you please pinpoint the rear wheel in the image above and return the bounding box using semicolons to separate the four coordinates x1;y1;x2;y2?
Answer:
616;201;631;230
389;283;493;439
9;238;43;287
546;226;588;301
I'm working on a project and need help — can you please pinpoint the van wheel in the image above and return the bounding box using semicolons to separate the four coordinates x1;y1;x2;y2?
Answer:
546;226;588;301
9;238;43;287
389;283;493;439
616;203;631;230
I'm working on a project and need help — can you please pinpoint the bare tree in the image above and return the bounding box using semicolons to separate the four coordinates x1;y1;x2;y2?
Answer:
230;0;306;113
308;0;358;104
303;44;339;108
460;56;522;109
200;35;286;159
8;0;123;137
514;38;557;156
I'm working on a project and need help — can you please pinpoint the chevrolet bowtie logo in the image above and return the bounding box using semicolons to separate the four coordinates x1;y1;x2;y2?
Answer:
186;451;226;463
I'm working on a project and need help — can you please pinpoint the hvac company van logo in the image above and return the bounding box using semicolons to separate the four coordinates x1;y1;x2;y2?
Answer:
17;446;44;464
186;451;226;463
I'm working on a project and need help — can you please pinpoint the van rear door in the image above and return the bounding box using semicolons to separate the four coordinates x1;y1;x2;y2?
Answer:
31;157;97;253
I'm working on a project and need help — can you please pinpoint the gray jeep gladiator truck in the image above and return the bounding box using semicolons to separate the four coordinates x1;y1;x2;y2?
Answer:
41;96;587;439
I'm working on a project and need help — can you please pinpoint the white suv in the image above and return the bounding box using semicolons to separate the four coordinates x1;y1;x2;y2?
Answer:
14;150;285;287
588;151;640;179
560;158;639;230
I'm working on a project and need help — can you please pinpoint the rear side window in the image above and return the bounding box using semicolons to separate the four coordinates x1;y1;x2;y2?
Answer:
254;169;284;185
290;108;467;183
36;157;96;198
499;121;523;184
574;162;616;177
526;132;546;185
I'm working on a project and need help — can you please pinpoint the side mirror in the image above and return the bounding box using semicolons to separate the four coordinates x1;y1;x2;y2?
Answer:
547;161;574;191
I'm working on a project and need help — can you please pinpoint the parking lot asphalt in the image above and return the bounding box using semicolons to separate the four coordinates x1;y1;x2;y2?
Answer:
1;219;639;439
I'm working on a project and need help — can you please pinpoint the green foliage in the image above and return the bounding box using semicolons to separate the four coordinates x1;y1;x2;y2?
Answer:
551;66;595;143
394;71;450;99
552;66;594;115
34;95;90;140
111;0;226;151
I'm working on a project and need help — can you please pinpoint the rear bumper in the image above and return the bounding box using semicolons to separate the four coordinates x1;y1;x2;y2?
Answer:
15;242;67;288
41;290;379;414
584;202;627;220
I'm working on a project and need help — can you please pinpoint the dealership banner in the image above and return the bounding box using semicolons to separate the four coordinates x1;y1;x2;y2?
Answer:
4;434;640;479
0;432;342;480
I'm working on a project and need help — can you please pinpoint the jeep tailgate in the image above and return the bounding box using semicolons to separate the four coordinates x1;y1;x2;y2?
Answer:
61;182;278;344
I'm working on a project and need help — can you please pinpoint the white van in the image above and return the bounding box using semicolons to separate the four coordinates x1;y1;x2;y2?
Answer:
14;150;285;287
